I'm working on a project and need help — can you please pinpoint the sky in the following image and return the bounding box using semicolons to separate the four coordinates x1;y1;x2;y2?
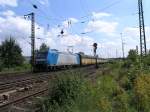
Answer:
0;0;150;58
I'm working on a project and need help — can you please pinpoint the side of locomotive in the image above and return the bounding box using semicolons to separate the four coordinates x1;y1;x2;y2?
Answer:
35;49;80;70
47;49;80;67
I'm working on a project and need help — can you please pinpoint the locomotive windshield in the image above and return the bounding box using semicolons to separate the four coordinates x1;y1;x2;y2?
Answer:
36;51;48;59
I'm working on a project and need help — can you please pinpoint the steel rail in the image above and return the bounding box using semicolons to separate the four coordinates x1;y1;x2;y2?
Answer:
0;88;48;108
0;74;50;92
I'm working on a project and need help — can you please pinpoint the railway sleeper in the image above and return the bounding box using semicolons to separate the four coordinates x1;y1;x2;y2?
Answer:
9;105;32;112
9;99;40;112
0;90;16;102
0;85;33;103
10;105;40;112
16;85;33;92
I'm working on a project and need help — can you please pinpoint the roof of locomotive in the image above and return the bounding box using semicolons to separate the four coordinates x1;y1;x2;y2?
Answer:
48;49;79;56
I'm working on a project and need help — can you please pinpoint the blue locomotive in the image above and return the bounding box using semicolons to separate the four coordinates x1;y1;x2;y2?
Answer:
35;49;107;71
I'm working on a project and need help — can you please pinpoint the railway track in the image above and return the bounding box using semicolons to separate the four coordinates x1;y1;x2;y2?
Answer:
0;65;97;91
0;65;101;93
0;72;54;111
0;73;52;93
0;88;48;112
0;74;50;112
0;65;102;112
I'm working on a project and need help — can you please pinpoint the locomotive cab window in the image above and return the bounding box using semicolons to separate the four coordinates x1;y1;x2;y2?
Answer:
36;51;48;59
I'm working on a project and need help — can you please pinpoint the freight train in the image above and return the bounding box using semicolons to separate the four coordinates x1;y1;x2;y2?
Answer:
34;49;107;71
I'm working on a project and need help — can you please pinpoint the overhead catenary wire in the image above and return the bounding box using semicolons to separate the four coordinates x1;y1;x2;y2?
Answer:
79;0;90;20
80;0;123;19
27;0;66;27
35;1;115;24
26;0;124;26
23;0;129;39
1;0;136;59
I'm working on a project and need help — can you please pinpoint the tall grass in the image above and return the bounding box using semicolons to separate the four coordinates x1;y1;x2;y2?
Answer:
37;71;102;112
36;63;150;112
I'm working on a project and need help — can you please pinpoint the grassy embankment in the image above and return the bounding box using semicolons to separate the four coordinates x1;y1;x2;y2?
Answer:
36;62;150;112
0;63;31;74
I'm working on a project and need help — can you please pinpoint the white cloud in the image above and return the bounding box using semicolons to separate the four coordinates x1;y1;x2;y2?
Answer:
0;0;18;7
39;1;45;5
120;26;150;56
62;18;78;28
0;17;5;22
92;12;111;19
0;10;121;58
0;10;52;56
84;12;118;36
3;10;145;58
1;10;15;17
85;20;118;35
123;27;139;39
123;26;150;42
60;34;94;46
0;10;95;56
39;0;49;6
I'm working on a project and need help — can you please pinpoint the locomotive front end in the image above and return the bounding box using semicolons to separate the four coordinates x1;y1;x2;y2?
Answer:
35;51;48;71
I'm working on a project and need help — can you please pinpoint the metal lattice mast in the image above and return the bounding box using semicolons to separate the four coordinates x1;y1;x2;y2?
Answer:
24;13;35;71
31;13;35;70
138;0;146;57
121;33;125;59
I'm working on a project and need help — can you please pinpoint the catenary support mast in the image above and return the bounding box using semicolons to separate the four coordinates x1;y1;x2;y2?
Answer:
138;0;146;57
24;13;35;71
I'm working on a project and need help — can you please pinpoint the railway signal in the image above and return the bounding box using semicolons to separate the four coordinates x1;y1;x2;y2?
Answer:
60;29;64;35
93;43;97;56
93;43;98;68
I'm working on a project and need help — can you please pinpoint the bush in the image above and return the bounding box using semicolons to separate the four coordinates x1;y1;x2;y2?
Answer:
0;65;31;73
133;74;150;112
97;97;112;112
119;75;131;90
48;71;84;106
0;60;3;72
38;71;121;112
113;91;129;112
97;75;119;97
21;63;31;70
0;38;24;68
37;71;101;112
36;65;150;112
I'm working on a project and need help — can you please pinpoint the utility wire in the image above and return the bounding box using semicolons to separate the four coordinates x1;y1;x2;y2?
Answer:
28;0;65;22
24;0;127;37
80;0;122;19
27;0;123;25
79;0;89;17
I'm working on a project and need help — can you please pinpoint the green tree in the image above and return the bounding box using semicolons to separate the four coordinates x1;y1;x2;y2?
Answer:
127;49;138;63
39;43;49;52
143;52;150;66
0;58;2;71
0;37;24;68
123;49;139;68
